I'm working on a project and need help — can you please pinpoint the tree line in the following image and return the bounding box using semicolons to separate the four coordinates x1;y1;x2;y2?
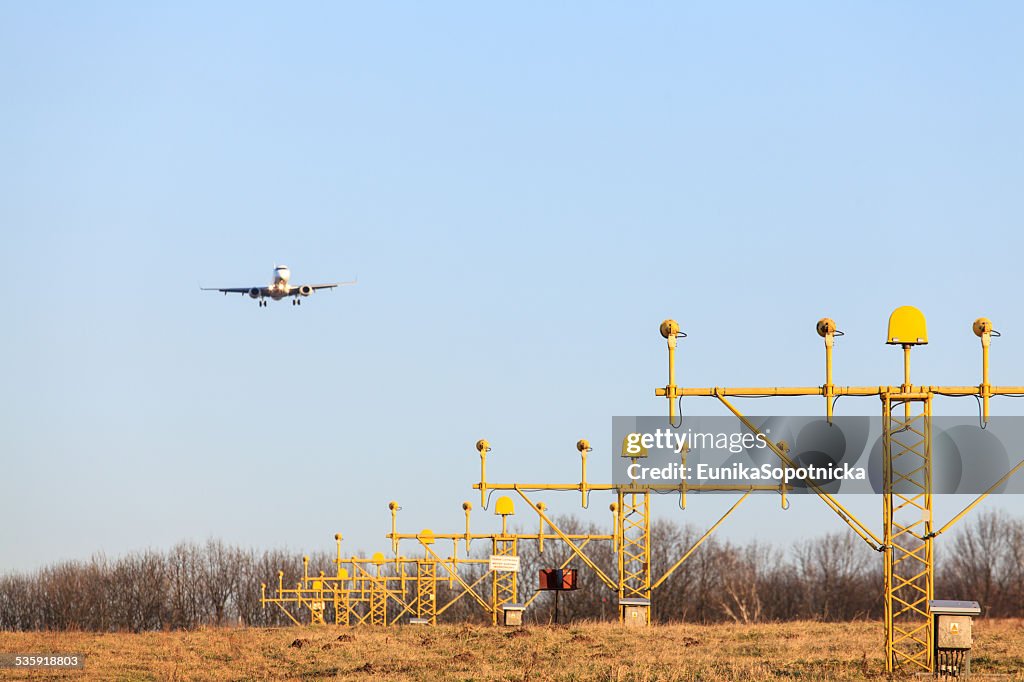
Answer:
1;511;1021;631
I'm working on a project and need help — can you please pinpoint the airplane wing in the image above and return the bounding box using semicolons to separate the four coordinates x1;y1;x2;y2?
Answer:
200;286;266;296
301;278;358;292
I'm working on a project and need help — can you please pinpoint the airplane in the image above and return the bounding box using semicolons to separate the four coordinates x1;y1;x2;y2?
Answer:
201;265;357;307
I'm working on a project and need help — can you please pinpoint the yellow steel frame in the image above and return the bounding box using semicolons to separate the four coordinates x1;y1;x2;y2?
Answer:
491;536;518;625
260;311;1024;663
653;312;1024;674
471;439;779;626
388;499;615;624
392;489;745;627
419;544;493;616
883;392;933;673
261;553;357;626
416;559;437;624
334;583;351;626
347;563;373;626
369;574;387;626
262;547;427;627
616;489;650;617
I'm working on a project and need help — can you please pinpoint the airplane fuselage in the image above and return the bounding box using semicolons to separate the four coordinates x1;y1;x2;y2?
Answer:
265;266;292;299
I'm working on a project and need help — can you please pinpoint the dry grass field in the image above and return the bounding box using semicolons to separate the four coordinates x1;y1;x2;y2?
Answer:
1;619;1023;681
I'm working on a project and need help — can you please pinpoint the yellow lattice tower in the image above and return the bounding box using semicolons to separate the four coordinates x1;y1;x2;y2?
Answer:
331;534;353;626
883;307;933;672
615;435;652;619
491;496;519;625
332;571;351;626
368;552;388;626
616;491;650;603
415;529;438;624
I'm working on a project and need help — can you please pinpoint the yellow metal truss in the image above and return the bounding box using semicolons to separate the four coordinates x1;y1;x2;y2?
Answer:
259;310;1024;672
333;585;351;626
883;394;933;674
369;575;388;626
490;537;518;625
651;312;1024;674
416;560;437;624
616;490;651;616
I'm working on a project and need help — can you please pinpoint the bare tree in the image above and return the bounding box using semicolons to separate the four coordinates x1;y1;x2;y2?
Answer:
938;510;1020;617
0;513;1020;631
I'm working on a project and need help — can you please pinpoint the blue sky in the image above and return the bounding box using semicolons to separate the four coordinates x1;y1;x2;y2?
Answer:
2;3;1023;571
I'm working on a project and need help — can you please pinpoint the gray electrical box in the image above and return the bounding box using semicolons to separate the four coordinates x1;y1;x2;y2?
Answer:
501;603;525;626
619;598;650;627
929;600;981;678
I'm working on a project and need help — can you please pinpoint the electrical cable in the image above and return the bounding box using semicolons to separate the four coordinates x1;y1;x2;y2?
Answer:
932;391;988;429
669;395;683;429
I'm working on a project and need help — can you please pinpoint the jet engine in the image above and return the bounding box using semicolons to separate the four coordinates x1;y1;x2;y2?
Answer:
248;287;261;299
299;285;313;297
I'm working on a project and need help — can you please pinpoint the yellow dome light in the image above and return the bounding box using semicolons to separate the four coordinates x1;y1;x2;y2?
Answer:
887;306;928;345
494;495;515;516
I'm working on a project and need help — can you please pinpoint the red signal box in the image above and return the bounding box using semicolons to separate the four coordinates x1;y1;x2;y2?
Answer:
539;568;578;591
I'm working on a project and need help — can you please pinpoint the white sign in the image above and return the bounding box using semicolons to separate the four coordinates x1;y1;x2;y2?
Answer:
488;555;521;572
